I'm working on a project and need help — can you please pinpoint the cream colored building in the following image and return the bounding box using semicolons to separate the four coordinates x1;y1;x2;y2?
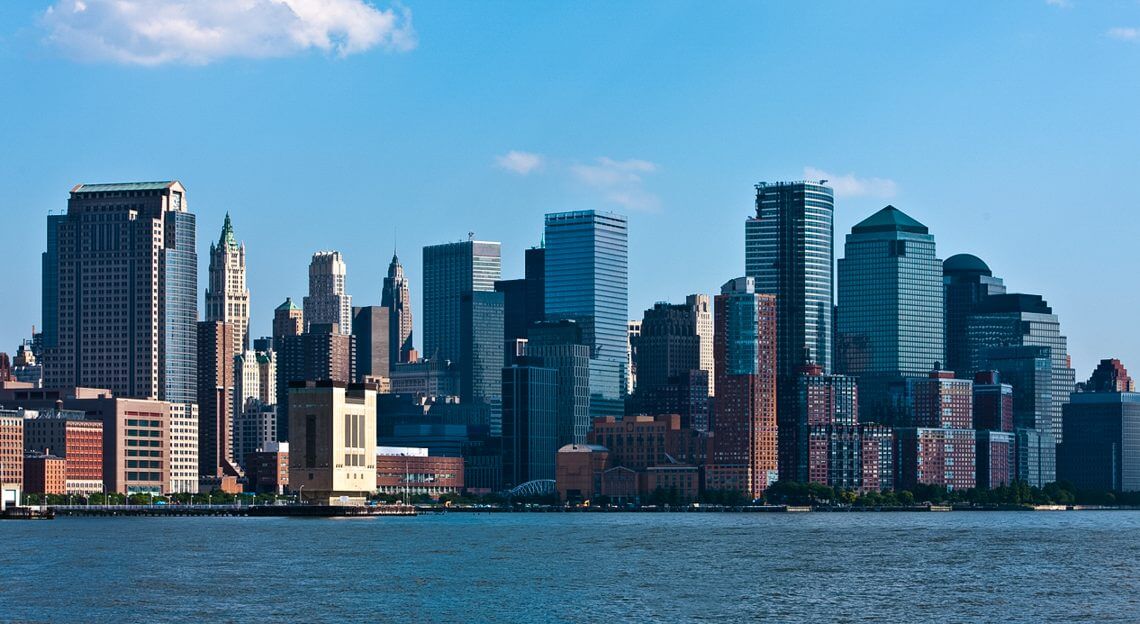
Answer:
206;213;251;355
288;381;376;505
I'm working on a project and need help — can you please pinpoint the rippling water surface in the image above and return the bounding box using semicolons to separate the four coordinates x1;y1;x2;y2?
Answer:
2;511;1139;622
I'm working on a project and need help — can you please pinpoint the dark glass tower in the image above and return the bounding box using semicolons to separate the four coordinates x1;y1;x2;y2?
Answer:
544;211;628;419
943;253;1006;377
495;246;545;365
836;205;944;422
460;291;505;434
501;361;558;486
422;240;501;363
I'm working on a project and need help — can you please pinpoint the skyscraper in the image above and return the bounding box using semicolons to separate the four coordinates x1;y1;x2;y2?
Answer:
985;345;1057;486
197;320;240;478
630;300;709;431
43;181;198;406
460;291;505;434
1060;362;1140;493
966;293;1075;443
351;305;390;382
708;277;778;499
495;246;545;365
688;293;714;397
275;323;355;441
527;320;591;446
273;298;304;348
837;205;944;422
796;364;859;485
501;360;558;487
423;240;502;363
205;213;251;355
943;254;1006;377
381;253;415;365
544;210;628;418
303;251;352;334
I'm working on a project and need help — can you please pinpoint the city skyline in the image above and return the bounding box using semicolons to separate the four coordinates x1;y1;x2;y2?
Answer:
4;1;1140;379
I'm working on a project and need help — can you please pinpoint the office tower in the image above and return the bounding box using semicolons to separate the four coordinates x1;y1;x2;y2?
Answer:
43;181;197;405
544;210;629;418
527;320;591;446
797;364;858;485
460;291;504;433
423;240;502;362
973;371;1014;432
352;306;390;382
275;324;355;441
943;254;1006;377
303;251;352;334
626;319;641;396
1060;362;1140;492
966;293;1075;443
630;300;710;431
382;253;415;365
273;298;304;347
197;321;240;478
907;368;973;429
985;346;1056;486
837;206;944;422
495;246;545;365
205;213;251;354
1086;359;1136;392
688;294;714;397
501;361;558;487
708;277;778;498
288;380;377;505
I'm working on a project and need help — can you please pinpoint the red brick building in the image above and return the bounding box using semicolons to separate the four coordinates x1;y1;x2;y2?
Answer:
0;411;24;490
375;447;463;498
896;427;976;491
23;411;103;494
972;371;1014;433
555;444;609;502
860;425;895;492
244;443;289;494
910;369;973;429
23;453;66;495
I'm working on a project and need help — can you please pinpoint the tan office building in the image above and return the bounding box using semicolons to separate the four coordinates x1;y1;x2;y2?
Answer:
288;381;376;506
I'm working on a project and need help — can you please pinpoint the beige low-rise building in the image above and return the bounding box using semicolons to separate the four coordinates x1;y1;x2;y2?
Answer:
288;381;376;505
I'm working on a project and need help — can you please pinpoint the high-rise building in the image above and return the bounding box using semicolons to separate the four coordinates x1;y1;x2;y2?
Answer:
0;411;23;490
43;181;197;406
460;291;504;434
630;300;710;431
907;368;973;429
381;253;415;365
837;205;944;422
708;277;778;499
967;293;1075;443
943;254;1006;377
288;380;377;505
688;294;714;397
501;361;558;487
526;321;591;446
272;298;304;347
423;240;502;363
895;428;976;492
351;306;390;382
544;210;628;418
796;364;858;484
976;430;1015;489
303;251;352;335
985;346;1057;486
275;323;355;441
1060;363;1140;492
196;321;240;479
972;371;1014;432
1086;359;1136;393
495;246;545;366
205;213;251;354
626;319;641;397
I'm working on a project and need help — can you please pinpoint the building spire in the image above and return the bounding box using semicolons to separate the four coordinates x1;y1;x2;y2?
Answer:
219;212;237;248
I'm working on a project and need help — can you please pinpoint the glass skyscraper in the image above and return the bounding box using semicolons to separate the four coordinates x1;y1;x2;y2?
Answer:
943;253;1006;377
544;210;628;419
422;240;501;363
836;205;944;422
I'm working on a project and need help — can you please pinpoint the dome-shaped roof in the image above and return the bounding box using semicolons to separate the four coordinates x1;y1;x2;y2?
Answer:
943;253;991;276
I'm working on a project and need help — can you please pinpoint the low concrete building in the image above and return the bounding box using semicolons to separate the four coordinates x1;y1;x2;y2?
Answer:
288;381;377;505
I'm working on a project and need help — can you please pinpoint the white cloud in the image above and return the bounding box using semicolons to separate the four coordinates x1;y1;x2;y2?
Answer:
1107;27;1140;42
1045;0;1071;8
495;151;544;175
571;157;660;211
41;0;416;66
803;166;898;199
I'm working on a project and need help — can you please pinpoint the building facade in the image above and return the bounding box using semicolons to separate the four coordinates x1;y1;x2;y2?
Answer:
352;305;391;382
544;211;628;418
895;427;976;492
197;321;238;479
943;254;1005;377
375;447;464;498
423;240;502;363
1060;373;1140;492
526;321;591;446
381;253;415;365
501;363;558;487
303;251;352;335
288;381;377;505
205;213;251;355
495;246;545;366
23;409;103;494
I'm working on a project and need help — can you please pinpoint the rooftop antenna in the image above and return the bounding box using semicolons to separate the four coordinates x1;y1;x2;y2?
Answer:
468;231;475;241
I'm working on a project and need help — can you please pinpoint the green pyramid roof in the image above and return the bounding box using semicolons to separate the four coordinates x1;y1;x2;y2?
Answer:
276;297;300;312
219;212;238;248
852;205;928;234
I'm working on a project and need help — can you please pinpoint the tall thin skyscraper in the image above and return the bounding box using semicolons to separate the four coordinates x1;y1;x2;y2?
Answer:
44;181;197;404
422;240;502;363
836;205;944;422
205;213;251;354
746;181;833;470
197;320;239;478
687;293;714;397
495;246;545;365
709;277;778;499
943;253;1006;377
381;253;414;365
544;210;628;419
303;251;352;334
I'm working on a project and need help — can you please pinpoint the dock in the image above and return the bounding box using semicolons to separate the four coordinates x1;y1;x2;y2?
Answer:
49;504;416;518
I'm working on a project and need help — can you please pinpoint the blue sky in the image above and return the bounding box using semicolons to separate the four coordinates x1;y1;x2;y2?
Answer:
1;0;1138;379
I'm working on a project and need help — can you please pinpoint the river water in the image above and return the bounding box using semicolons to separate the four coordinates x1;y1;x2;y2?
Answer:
2;511;1137;622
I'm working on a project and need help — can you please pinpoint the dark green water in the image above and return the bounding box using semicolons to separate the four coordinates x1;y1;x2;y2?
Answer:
2;511;1138;622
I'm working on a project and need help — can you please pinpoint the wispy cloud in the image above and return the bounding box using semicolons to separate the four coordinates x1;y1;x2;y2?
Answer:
495;151;544;175
1045;0;1071;8
41;0;416;66
1107;27;1140;42
571;157;660;212
804;166;898;199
